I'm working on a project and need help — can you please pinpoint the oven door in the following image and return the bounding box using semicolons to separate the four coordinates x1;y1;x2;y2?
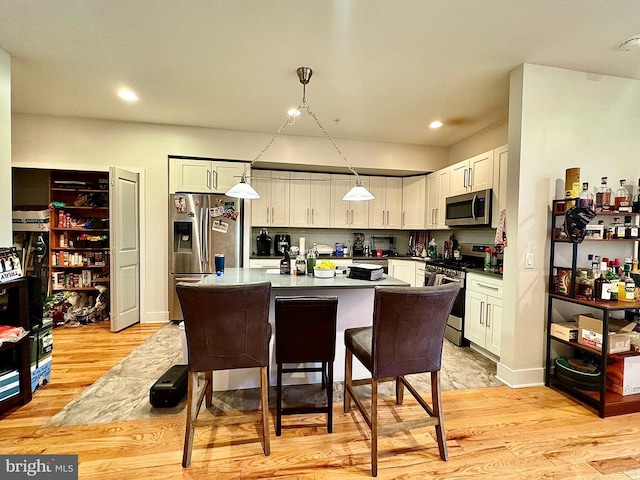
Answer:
440;276;467;347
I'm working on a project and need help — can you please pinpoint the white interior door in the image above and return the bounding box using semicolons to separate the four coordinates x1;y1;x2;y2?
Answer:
109;167;140;332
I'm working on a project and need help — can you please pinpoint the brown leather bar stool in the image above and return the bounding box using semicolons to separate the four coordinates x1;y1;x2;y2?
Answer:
176;281;272;467
343;284;460;477
274;296;338;436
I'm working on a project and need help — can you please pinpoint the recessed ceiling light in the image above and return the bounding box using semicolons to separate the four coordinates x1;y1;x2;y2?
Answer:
287;108;301;117
619;35;640;51
429;120;443;129
118;90;139;102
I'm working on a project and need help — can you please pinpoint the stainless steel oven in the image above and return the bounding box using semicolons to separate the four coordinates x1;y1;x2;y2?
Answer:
424;263;467;346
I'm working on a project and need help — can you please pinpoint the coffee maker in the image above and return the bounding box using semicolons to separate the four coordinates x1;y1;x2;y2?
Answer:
256;229;272;256
353;233;365;256
273;234;291;256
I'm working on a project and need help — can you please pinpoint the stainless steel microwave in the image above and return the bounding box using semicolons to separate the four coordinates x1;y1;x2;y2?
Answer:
445;189;492;227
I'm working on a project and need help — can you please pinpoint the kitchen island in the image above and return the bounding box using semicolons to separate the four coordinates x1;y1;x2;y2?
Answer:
186;268;409;391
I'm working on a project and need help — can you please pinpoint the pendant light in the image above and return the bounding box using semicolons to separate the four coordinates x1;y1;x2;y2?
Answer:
226;67;374;201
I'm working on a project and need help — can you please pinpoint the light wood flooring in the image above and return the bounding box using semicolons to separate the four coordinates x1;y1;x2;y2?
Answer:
2;322;640;479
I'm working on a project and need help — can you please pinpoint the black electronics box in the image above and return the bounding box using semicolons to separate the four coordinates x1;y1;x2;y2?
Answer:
348;264;384;281
149;364;188;408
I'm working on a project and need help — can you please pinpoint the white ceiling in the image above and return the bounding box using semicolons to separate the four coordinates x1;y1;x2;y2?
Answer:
1;0;639;147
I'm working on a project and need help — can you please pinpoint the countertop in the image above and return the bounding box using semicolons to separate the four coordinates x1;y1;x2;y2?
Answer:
466;268;503;280
249;254;422;261
193;268;410;289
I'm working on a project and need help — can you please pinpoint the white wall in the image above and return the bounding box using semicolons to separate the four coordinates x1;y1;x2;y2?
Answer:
0;50;11;246
10;113;447;322
499;64;640;387
447;120;508;165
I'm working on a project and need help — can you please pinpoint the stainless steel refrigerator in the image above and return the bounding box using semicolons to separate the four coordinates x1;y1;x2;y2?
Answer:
168;193;243;320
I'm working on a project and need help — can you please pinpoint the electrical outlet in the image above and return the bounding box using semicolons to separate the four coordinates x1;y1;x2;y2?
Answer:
525;253;534;269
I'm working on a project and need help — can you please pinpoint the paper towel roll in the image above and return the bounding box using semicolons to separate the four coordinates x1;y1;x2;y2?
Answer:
299;237;306;255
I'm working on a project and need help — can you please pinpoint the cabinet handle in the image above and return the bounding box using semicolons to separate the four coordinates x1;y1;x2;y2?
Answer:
402;211;405;226
307;208;310;224
382;210;385;225
468;167;473;188
435;208;438;224
351;209;354;225
480;301;485;325
387;210;390;225
207;170;211;189
486;304;491;328
312;208;314;224
477;283;500;291
266;206;270;223
463;169;468;188
272;207;275;223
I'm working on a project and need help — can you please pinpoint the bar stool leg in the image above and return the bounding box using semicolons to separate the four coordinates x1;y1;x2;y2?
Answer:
327;361;334;433
276;363;283;436
344;348;353;413
371;377;378;477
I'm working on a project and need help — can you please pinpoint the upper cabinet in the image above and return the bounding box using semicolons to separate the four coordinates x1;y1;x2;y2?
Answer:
491;145;508;229
368;177;403;229
426;168;450;230
449;150;495;196
401;175;427;230
250;170;290;227
330;174;369;228
169;158;247;194
289;172;331;228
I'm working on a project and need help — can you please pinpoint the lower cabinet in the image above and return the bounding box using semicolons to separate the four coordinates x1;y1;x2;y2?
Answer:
388;259;417;286
464;273;502;357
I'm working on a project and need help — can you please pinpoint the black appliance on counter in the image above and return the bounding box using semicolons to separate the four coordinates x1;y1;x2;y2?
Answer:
353;233;365;256
273;234;291;256
423;243;490;347
256;229;272;256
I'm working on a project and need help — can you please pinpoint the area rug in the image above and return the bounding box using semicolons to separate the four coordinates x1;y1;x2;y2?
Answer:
45;322;502;427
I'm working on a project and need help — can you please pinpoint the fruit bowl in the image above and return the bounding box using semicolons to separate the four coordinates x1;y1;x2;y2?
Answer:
314;267;335;278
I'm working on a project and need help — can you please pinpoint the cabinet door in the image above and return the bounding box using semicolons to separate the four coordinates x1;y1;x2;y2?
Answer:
212;162;246;194
449;160;469;196
173;159;212;193
464;290;486;346
250;172;272;226
389;260;415;286
330;174;352;228
348;177;370;228
435;168;450;228
289;172;312;227
368;177;387;229
426;173;439;229
310;172;331;227
385;177;403;229
401;176;426;229
491;145;508;229
486;295;502;356
270;171;290;227
469;150;494;192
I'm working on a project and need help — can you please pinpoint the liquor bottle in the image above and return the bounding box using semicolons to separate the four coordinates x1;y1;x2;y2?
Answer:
575;270;591;299
624;216;639;239
614;179;632;212
613;217;626;239
578;182;594;208
593;262;611;301
608;217;622;239
618;260;635;302
595;177;612;212
605;264;620;301
280;249;291;275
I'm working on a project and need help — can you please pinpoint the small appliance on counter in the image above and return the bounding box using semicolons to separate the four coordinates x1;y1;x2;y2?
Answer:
353;233;365;256
256;229;272;256
273;234;291;256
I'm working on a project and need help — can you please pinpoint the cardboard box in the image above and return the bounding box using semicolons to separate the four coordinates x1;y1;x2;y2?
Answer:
578;315;635;353
30;355;52;393
606;352;640;396
551;321;579;342
12;209;50;232
0;369;20;402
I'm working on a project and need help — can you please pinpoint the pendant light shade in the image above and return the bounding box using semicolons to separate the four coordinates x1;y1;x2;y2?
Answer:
225;66;374;202
225;173;260;199
342;183;375;201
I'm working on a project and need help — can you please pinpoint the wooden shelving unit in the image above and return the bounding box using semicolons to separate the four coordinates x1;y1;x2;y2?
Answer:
0;278;32;414
545;199;640;417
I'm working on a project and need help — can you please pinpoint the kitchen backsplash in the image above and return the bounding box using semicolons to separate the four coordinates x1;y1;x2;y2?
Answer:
251;227;497;256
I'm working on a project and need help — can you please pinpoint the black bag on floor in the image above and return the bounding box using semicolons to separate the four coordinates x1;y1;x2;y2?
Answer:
149;364;188;408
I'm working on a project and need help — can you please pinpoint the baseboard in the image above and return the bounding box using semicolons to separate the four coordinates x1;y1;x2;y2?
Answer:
141;311;170;323
496;362;545;388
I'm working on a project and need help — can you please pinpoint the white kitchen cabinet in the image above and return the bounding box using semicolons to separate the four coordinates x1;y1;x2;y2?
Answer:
368;177;403;229
388;259;416;286
289;172;331;228
415;261;426;287
248;259;281;269
250;170;290;227
491;144;508;229
330;174;369;228
449;150;495;196
426;168;450;230
464;273;502;357
170;158;247;194
401;175;427;230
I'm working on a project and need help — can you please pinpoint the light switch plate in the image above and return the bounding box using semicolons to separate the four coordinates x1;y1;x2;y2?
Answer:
525;253;534;269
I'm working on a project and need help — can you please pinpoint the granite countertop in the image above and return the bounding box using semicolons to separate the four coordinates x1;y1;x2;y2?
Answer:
194;268;410;289
466;267;503;280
